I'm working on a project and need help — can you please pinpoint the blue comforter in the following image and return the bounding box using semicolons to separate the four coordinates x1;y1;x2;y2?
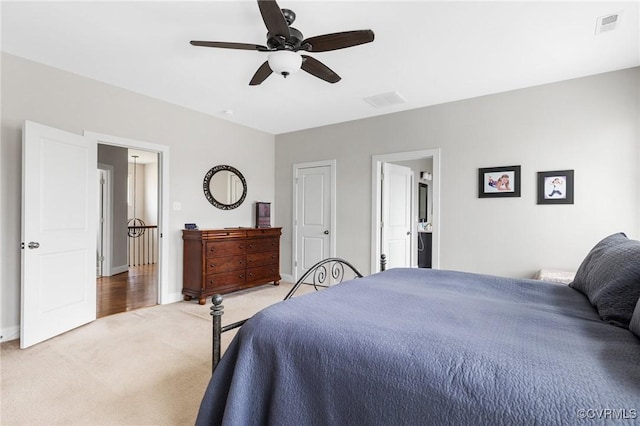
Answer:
196;268;640;425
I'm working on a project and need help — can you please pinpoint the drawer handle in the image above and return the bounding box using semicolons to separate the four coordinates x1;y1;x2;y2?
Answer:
209;279;215;284
210;263;215;268
249;273;253;277
239;245;244;249
248;244;254;249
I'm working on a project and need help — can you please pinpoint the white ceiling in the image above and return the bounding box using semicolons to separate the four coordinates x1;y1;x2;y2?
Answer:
2;1;639;135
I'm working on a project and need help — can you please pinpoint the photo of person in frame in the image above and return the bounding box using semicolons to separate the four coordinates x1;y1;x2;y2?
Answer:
486;172;514;192
544;176;566;199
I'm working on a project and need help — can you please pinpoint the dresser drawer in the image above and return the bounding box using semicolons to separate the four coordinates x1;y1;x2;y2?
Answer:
206;240;245;257
206;255;245;274
246;237;278;254
205;270;246;290
246;251;278;268
246;265;280;283
247;228;281;238
202;229;246;240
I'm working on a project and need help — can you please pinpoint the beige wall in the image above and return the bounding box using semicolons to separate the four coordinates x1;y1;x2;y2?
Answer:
275;67;640;278
1;53;275;340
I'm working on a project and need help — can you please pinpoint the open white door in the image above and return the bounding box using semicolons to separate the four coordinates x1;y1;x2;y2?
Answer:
381;163;413;269
21;121;97;348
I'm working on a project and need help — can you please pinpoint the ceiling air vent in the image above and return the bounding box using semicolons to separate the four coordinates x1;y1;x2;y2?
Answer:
363;91;407;109
595;11;622;35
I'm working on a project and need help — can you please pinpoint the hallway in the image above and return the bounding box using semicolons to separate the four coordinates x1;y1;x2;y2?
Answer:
97;264;158;318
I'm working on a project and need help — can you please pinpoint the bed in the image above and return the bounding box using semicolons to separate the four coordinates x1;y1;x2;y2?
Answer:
197;234;640;425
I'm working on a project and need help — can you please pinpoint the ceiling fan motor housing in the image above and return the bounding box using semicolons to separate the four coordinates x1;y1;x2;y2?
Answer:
267;27;303;50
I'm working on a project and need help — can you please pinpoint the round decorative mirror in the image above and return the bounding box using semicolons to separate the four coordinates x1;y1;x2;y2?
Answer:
203;165;247;210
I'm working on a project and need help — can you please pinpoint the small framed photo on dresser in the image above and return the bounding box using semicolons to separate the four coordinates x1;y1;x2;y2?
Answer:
255;202;271;228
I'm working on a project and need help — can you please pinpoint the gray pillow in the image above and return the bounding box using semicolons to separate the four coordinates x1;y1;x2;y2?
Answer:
569;233;640;327
631;298;640;338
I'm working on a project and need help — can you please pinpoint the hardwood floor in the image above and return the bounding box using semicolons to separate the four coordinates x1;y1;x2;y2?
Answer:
97;264;158;318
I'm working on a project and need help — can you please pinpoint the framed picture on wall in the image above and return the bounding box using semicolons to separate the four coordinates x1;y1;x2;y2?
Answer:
537;170;574;204
478;165;521;198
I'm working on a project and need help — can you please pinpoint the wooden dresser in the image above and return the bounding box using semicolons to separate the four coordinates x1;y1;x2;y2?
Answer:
182;227;281;304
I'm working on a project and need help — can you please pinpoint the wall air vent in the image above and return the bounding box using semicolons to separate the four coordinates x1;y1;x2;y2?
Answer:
363;91;407;109
595;11;622;35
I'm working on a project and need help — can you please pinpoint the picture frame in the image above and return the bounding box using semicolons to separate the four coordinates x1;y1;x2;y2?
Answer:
255;202;271;228
537;170;574;204
478;165;521;198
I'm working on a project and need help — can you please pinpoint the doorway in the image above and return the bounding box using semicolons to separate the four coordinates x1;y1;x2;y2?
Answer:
96;149;160;317
20;122;170;348
86;131;170;306
371;149;441;273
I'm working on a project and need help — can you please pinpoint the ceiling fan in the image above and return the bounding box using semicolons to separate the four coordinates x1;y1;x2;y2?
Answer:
190;0;375;86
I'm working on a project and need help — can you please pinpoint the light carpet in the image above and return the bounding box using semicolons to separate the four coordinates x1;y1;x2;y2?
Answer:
1;282;311;425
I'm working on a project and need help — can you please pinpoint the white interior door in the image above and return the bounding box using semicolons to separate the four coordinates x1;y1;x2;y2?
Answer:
97;164;113;277
294;164;333;281
381;163;413;269
97;169;105;277
21;120;97;348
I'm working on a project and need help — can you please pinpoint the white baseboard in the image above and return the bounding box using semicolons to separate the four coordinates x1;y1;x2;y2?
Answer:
1;325;20;343
163;292;184;305
110;264;128;275
280;273;293;283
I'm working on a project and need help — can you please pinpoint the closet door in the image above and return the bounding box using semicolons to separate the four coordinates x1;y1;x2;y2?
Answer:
295;164;332;281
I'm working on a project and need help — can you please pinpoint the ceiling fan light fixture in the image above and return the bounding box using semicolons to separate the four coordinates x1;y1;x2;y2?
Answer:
268;50;302;78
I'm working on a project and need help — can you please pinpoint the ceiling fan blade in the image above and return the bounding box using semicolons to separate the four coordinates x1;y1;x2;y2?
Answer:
300;30;374;52
301;55;341;84
257;0;290;39
249;61;273;86
190;40;269;51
